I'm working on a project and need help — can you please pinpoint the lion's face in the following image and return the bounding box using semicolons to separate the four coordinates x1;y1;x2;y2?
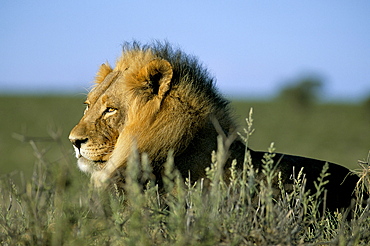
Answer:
69;70;126;173
69;50;174;174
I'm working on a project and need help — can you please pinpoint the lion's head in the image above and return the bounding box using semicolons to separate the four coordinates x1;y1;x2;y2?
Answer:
69;42;235;186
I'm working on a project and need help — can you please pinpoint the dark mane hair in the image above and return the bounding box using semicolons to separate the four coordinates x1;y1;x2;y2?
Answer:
122;41;229;109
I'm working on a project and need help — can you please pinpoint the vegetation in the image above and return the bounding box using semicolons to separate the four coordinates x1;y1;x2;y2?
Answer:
0;94;369;245
276;75;323;109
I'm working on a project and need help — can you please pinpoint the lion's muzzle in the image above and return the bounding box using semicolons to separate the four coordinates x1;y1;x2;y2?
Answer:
69;137;88;157
69;137;88;151
69;129;112;173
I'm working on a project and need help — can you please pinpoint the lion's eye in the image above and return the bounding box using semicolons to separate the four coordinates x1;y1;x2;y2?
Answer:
104;107;117;115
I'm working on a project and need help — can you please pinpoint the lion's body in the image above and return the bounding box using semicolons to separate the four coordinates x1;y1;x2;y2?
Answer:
70;42;363;211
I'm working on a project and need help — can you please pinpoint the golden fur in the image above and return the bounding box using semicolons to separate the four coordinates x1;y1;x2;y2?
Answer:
69;42;237;187
69;42;363;211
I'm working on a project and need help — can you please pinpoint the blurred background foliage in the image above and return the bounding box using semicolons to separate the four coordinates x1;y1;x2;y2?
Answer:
276;76;323;109
1;79;369;184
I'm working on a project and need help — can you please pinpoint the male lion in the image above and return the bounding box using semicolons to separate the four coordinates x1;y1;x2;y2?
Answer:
69;41;363;211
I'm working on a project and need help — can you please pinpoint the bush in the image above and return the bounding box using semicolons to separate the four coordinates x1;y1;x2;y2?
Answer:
277;76;323;109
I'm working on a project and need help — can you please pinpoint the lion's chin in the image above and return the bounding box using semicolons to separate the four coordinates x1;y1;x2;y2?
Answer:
77;157;106;174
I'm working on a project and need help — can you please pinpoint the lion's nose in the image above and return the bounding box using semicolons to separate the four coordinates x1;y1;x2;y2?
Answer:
69;137;88;150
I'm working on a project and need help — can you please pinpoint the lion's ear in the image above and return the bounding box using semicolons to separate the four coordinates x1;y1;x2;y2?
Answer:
95;63;113;84
138;59;173;98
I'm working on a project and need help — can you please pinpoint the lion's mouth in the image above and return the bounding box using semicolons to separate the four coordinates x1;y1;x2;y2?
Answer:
76;156;107;173
74;146;108;161
78;155;106;163
77;153;107;164
73;146;108;173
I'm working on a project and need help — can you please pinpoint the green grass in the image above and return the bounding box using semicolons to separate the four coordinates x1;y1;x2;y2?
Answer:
0;95;84;181
0;95;369;245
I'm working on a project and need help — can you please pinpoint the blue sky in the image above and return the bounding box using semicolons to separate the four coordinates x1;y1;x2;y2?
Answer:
1;1;369;101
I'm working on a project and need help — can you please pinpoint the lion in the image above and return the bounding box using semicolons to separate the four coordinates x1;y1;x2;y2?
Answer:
69;41;364;212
